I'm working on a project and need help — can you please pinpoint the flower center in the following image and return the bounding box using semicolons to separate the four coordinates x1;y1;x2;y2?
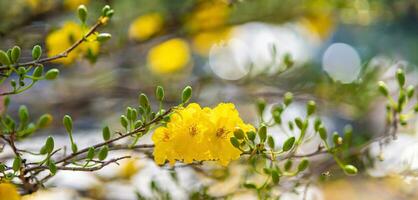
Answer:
189;125;199;136
216;127;229;139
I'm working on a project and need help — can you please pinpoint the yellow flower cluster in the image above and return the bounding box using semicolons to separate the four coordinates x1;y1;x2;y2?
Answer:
147;38;190;74
0;183;20;200
129;13;164;41
46;22;99;65
152;103;254;166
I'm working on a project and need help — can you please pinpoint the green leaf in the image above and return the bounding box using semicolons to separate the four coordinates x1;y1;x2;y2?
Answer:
102;126;111;141
87;147;95;160
12;157;21;172
267;135;275;149
48;161;57;175
98;146;109;161
120;115;128;129
297;159;309;172
181;86;192;104
282;136;295;151
271;170;280;184
44;136;54;154
258;125;267;143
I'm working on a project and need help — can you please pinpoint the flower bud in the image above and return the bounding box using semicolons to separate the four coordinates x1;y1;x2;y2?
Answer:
12;156;21;172
120;115;128;129
96;33;111;42
407;85;415;98
396;68;405;87
11;46;21;63
246;131;256;141
230;137;240;149
63;115;73;133
45;69;59;80
377;81;389;97
258;125;267;142
156;86;164;101
256;98;266;116
77;5;88;23
267;135;275;149
87;147;95;160
71;143;78;153
306;100;316;116
318;125;327;140
0;50;11;66
18;105;29;124
48;161;57;175
343;165;358;175
181;86;192;104
139;93;149;108
37;114;53;128
33;65;44;78
32;45;42;60
102;5;111;16
234;128;245;140
284;92;293;106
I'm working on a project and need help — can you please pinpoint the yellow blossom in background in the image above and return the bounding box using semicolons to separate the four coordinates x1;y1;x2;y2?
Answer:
46;22;99;65
152;103;255;166
192;28;231;55
147;38;190;74
118;158;140;179
299;13;335;39
26;0;53;13
186;0;230;32
0;183;20;200
64;0;90;10
129;13;164;41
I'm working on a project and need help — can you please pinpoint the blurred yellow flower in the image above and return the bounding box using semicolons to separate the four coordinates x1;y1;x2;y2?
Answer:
118;158;140;179
129;13;164;41
152;103;254;166
0;183;20;200
147;38;190;74
26;0;53;13
192;28;231;55
64;0;89;10
299;14;335;39
186;0;230;32
46;22;99;65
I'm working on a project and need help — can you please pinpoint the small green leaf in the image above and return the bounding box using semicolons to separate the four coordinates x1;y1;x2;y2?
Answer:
33;65;44;78
102;126;111;141
297;159;309;172
282;136;295;151
48;161;57;175
98;146;109;161
12;157;21;172
44;136;54;154
258;125;267;143
87;147;95;160
271;170;280;184
267;136;275;149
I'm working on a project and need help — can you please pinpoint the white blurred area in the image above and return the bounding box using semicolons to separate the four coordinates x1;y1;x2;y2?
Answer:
209;21;321;80
322;43;361;84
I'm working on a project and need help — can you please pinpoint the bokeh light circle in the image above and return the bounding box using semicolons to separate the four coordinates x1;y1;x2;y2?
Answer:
322;43;361;83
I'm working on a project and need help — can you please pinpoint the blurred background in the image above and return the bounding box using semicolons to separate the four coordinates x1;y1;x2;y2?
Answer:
1;0;418;199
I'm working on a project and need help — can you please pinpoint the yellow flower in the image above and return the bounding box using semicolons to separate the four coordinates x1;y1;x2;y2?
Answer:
64;0;90;10
147;38;191;74
46;22;99;65
207;103;255;166
26;0;53;13
129;13;164;41
152;103;254;166
186;0;230;32
0;183;20;200
192;28;231;56
153;103;212;165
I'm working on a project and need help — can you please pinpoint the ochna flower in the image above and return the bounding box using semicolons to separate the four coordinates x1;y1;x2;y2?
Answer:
147;38;191;74
0;183;20;200
129;13;163;41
